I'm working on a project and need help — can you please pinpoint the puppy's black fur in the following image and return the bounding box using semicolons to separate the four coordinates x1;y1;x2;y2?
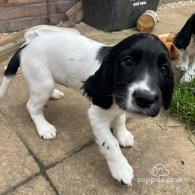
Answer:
174;13;195;50
83;33;174;116
4;44;27;76
83;50;113;109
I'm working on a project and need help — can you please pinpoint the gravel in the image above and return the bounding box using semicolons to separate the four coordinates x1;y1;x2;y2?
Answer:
158;0;195;10
159;0;188;4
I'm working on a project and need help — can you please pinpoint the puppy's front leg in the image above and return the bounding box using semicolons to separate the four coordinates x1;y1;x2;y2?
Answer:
180;57;195;83
112;113;134;148
88;105;134;185
177;50;189;71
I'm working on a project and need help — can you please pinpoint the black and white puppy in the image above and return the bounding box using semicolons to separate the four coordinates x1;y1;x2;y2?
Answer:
0;32;174;185
174;13;195;83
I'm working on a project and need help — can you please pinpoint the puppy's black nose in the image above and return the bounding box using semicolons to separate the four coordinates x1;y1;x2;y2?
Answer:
133;90;159;108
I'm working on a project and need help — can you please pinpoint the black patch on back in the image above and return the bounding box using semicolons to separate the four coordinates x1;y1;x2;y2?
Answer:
174;13;195;49
4;44;27;76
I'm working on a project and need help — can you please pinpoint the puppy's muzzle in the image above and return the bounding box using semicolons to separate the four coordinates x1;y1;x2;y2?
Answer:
133;90;159;109
132;89;161;117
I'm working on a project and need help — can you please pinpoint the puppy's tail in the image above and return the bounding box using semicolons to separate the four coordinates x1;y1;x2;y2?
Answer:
0;44;26;99
174;13;195;49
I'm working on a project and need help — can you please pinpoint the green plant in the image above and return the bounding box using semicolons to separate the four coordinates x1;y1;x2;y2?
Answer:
169;79;195;134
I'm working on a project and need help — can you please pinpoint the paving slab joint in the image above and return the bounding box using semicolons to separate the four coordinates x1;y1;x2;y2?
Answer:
0;173;40;195
16;135;60;195
14;134;94;194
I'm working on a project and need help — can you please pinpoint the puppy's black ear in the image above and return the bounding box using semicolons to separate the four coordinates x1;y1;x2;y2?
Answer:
162;71;174;110
82;54;113;109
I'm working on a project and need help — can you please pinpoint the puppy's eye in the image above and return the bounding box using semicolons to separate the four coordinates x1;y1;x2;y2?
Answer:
160;64;168;75
121;57;133;67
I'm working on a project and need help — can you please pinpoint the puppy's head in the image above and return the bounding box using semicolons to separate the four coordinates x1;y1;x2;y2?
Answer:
83;33;174;117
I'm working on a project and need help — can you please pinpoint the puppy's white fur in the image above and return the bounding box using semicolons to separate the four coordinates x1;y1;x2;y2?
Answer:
177;36;195;83
19;32;103;139
88;105;134;185
24;25;80;44
50;89;64;100
126;75;155;111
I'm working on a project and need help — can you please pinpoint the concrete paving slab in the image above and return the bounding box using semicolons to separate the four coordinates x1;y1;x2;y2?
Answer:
47;144;138;195
47;116;195;194
127;115;195;194
154;6;195;34
8;175;55;195
0;112;39;194
0;75;93;166
74;24;137;45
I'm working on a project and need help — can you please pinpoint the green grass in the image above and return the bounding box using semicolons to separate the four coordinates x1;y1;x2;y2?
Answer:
169;79;195;135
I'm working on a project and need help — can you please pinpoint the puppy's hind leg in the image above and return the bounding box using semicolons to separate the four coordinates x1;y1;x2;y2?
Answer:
112;113;134;148
27;78;57;139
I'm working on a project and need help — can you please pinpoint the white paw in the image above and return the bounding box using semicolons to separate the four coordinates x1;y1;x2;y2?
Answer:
50;89;64;100
180;69;195;83
108;157;134;185
176;62;188;71
37;124;57;139
114;128;134;147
